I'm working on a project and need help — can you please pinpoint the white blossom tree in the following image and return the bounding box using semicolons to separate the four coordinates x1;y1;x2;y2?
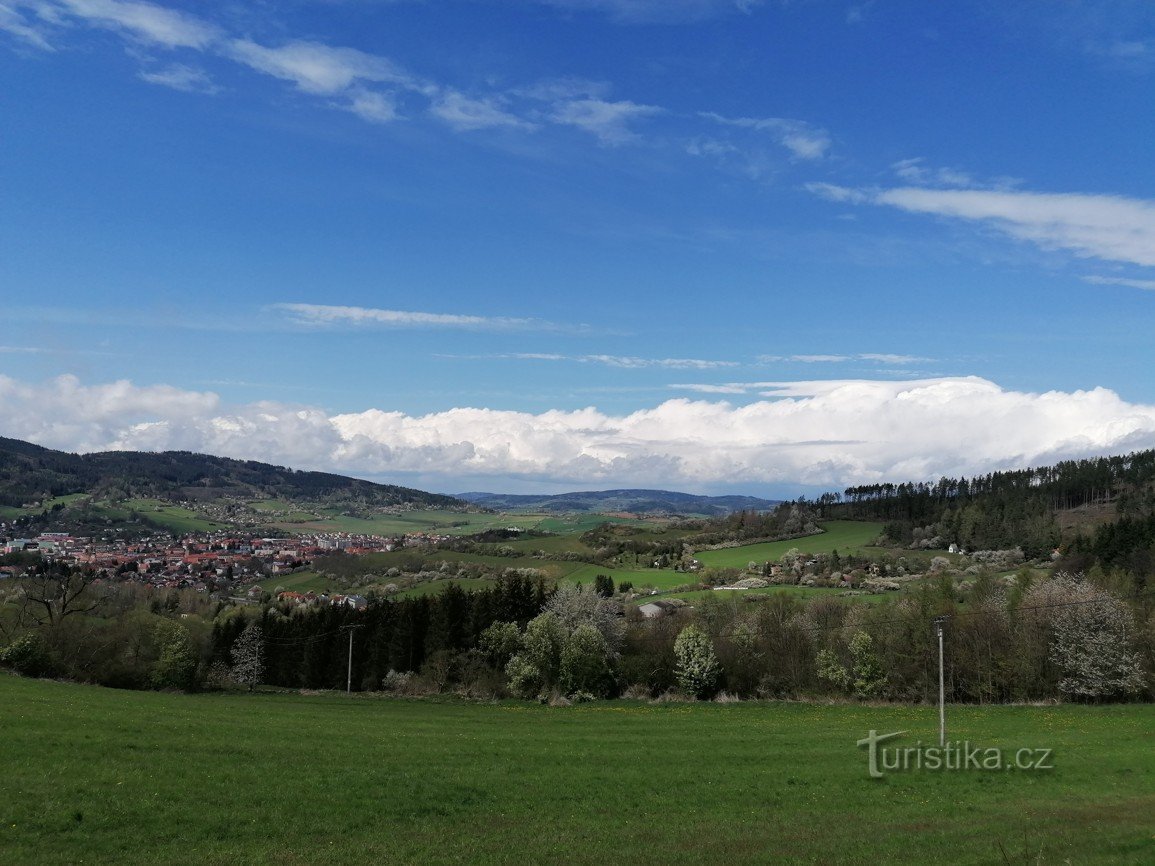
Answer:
230;623;265;692
674;625;721;699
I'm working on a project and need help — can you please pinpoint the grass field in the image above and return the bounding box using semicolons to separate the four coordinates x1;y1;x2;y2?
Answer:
0;676;1151;864
123;499;226;534
255;571;340;594
695;521;886;569
0;493;91;520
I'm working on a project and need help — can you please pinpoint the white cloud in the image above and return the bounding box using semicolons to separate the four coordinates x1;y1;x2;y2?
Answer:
583;355;738;369
274;303;553;331
1084;275;1155;291
429;90;536;132
531;0;764;24
550;97;662;145
891;157;974;187
0;3;54;49
817;184;1155;269
757;353;930;365
486;352;738;369
805;182;868;204
138;62;218;94
788;354;848;363
5;374;1155;490
56;0;219;49
702;112;831;160
344;88;397;124
227;39;414;96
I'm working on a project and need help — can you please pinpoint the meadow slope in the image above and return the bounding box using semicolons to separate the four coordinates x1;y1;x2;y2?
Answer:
1;676;1152;864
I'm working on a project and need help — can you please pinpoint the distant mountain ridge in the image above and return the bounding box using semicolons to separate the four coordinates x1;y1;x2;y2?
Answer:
457;489;781;516
0;437;461;509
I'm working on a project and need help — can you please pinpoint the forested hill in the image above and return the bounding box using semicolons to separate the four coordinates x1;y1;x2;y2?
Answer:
0;437;462;509
457;489;781;516
815;449;1155;557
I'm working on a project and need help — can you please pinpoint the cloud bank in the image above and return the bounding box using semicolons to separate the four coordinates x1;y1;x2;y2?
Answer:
4;374;1155;491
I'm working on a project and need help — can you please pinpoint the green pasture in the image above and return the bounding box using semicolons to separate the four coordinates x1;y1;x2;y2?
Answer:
0;494;91;520
695;521;886;569
255;571;340;595
1;675;1151;865
122;499;225;533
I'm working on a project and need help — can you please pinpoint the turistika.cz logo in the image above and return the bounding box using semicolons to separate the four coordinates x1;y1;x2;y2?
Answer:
856;730;1054;779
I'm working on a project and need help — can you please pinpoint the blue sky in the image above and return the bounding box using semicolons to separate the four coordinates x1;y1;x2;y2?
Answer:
3;0;1155;496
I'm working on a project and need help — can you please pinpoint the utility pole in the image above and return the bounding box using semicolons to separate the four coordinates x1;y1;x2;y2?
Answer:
344;624;364;695
933;616;947;748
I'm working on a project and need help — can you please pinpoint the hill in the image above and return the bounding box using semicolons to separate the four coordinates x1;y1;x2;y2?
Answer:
0;436;461;510
456;488;780;516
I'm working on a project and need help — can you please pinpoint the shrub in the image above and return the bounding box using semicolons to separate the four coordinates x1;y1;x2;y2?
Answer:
0;633;53;678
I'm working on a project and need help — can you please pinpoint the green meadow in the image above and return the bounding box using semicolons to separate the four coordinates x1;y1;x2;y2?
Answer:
695;521;886;569
1;675;1151;865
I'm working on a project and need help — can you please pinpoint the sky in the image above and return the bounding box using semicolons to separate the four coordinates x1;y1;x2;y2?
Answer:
3;0;1155;497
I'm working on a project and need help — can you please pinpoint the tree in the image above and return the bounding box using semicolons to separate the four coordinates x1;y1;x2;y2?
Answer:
506;612;564;699
674;625;721;699
18;562;101;627
230;622;265;691
849;631;887;699
150;620;199;691
559;623;615;698
1048;579;1146;701
593;574;615;598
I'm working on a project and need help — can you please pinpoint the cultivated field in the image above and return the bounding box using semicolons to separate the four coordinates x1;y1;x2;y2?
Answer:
1;676;1151;864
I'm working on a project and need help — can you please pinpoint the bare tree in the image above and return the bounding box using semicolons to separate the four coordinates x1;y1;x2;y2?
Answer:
18;563;102;628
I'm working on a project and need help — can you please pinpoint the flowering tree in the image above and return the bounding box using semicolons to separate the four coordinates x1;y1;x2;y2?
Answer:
230;623;265;692
1048;578;1146;701
674;625;721;699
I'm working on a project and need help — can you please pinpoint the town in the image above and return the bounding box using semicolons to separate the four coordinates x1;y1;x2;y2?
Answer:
0;526;455;606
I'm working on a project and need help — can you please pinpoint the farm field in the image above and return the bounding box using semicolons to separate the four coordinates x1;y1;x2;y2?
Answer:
695;520;886;569
0;675;1151;865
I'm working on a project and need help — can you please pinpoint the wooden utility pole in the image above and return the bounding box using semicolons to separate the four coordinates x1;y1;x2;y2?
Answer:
344;624;364;695
934;616;947;747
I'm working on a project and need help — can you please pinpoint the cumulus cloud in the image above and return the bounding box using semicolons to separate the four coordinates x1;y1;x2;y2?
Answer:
811;183;1155;269
4;373;1155;491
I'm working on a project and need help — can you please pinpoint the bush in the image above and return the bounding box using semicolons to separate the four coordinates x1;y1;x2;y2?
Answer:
0;633;53;678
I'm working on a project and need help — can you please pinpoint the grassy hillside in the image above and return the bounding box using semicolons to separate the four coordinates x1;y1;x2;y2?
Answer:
1;676;1151;864
695;520;885;568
